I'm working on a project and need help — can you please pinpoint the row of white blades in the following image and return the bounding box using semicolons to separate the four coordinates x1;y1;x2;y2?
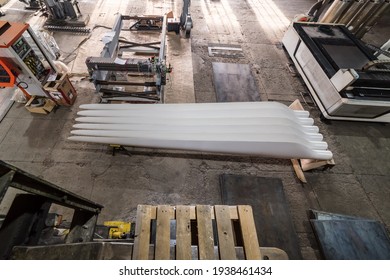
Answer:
69;102;333;160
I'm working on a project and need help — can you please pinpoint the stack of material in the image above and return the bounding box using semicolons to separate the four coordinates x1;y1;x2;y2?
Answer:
68;102;333;160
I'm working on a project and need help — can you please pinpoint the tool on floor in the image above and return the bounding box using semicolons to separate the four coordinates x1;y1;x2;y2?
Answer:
105;221;132;239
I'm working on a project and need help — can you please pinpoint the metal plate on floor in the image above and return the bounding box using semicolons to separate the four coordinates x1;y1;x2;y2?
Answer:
208;43;244;58
212;62;261;102
310;210;390;260
220;174;302;259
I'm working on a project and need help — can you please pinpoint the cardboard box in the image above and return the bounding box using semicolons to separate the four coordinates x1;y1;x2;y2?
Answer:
44;73;77;106
25;96;56;114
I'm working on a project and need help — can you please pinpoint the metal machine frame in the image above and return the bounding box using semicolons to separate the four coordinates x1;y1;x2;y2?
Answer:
86;14;169;103
283;22;390;122
0;160;103;259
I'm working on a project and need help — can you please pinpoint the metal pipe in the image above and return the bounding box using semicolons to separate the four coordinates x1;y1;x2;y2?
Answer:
338;0;367;24
320;0;354;23
347;0;384;32
354;0;390;38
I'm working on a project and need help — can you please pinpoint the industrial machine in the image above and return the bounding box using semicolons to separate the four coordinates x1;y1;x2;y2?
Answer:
299;0;390;39
86;14;170;103
283;22;390;122
85;1;192;103
167;0;193;37
19;0;89;33
0;20;58;98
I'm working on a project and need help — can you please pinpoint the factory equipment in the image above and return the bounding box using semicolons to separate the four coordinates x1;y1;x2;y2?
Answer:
0;20;58;98
301;0;390;39
86;14;170;103
19;0;89;33
43;0;89;32
167;0;193;37
283;22;390;122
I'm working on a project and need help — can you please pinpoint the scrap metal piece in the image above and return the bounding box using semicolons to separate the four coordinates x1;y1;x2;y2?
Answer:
208;43;244;58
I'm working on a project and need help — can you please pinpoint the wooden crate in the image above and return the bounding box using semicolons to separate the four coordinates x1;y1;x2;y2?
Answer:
132;205;288;260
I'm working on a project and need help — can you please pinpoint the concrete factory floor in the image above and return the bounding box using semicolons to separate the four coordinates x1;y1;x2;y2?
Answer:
0;0;389;259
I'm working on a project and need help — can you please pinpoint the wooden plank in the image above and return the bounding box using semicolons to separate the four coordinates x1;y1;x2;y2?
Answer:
229;206;239;220
301;158;335;171
176;205;192;260
212;62;261;102
155;205;174;260
132;205;155;260
259;247;288;260
190;205;238;220
238;205;262;260
189;205;196;220
196;205;215;260
289;99;305;111
291;158;307;183
215;205;236;260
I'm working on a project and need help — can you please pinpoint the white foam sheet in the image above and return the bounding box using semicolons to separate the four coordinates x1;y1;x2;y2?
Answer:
71;130;328;150
79;102;310;117
76;108;312;123
69;102;333;160
72;123;324;141
75;116;318;130
68;135;333;160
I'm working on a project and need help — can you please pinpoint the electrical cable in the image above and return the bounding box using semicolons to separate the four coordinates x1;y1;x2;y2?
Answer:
16;76;28;89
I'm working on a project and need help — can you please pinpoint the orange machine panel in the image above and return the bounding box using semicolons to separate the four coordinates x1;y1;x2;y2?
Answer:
0;59;16;87
0;21;29;48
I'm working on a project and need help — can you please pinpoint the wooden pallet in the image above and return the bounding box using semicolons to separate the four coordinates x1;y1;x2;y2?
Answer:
132;205;288;260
